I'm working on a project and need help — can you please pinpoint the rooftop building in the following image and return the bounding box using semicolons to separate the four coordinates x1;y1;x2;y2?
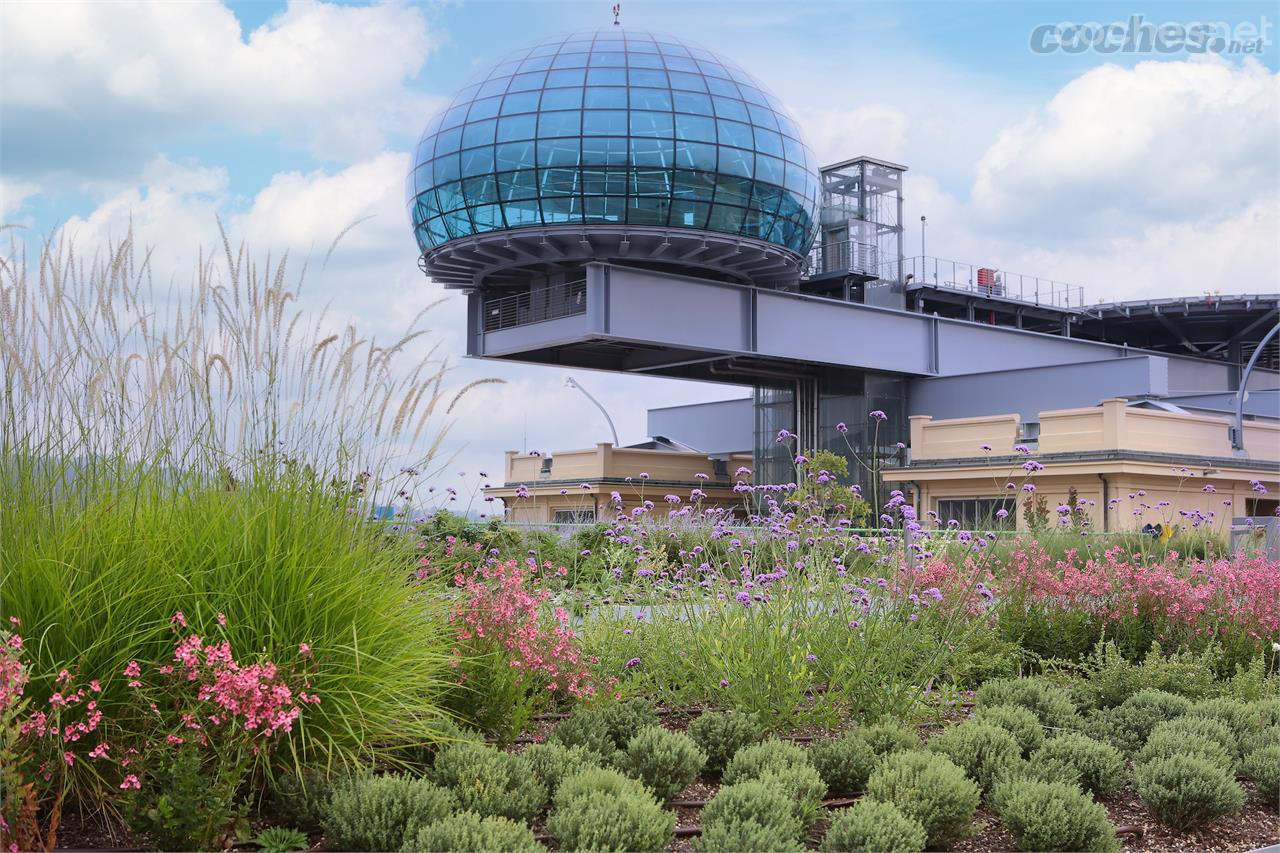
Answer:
408;26;1279;518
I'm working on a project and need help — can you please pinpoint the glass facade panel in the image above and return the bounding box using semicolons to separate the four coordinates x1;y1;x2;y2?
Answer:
409;29;820;255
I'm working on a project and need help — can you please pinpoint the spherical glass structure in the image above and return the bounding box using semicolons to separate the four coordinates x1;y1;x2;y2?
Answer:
407;28;820;261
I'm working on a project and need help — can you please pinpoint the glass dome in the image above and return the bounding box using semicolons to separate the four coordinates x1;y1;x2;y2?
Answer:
407;28;820;258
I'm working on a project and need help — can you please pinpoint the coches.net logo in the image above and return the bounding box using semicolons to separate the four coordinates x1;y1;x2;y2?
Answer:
1030;15;1272;55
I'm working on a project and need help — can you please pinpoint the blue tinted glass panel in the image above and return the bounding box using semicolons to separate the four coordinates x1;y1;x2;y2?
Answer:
408;29;819;253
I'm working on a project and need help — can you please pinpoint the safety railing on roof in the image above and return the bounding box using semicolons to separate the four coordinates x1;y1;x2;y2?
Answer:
803;239;879;278
482;279;587;332
892;256;1086;310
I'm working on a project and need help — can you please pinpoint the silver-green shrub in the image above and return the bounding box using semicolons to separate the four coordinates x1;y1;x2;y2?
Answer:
548;768;674;852
928;721;1023;796
1241;744;1280;804
428;742;547;821
723;739;813;785
820;799;926;853
551;707;618;760
1136;724;1234;772
520;741;601;797
809;731;879;794
688;710;763;778
1085;689;1191;755
695;780;804;853
976;704;1045;757
757;764;827;826
599;697;660;749
323;774;456;852
617;725;707;801
866;750;979;849
1188;697;1263;747
1028;733;1125;797
404;812;545;853
994;779;1119;853
1134;753;1244;830
976;678;1082;731
856;721;921;757
1139;717;1238;769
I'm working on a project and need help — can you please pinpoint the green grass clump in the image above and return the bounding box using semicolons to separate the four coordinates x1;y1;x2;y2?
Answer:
695;781;804;853
809;731;879;794
428;742;547;821
821;798;926;853
976;704;1045;758
866;750;979;849
976;678;1081;731
994;779;1119;853
928;721;1022;797
551;707;618;760
1028;733;1125;798
323;774;456;852
1134;754;1244;830
1241;745;1280;804
688;711;763;779
616;726;706;801
857;721;922;757
723;739;813;785
254;827;310;853
520;741;602;796
404;812;545;853
548;768;674;852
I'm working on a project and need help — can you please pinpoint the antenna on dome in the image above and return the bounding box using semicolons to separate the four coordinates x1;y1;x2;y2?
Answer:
612;4;621;25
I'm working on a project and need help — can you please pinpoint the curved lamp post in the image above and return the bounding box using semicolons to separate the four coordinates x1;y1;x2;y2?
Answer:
565;375;620;446
1232;319;1279;454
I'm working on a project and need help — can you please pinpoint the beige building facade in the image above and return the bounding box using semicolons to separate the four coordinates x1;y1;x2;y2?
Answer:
884;398;1279;532
486;443;753;524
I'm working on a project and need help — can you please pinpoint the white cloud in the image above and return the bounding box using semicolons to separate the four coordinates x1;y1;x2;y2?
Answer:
0;0;438;179
971;57;1279;241
0;178;40;221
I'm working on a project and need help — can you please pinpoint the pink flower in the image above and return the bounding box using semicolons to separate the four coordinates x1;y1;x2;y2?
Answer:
216;613;227;627
88;742;110;759
170;611;187;629
120;774;141;790
298;643;312;658
123;660;141;677
63;751;75;766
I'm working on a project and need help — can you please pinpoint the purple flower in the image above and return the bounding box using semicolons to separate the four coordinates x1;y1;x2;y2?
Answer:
625;657;641;668
836;422;848;433
805;653;818;662
869;410;887;421
1014;444;1031;454
719;679;730;688
980;444;992;452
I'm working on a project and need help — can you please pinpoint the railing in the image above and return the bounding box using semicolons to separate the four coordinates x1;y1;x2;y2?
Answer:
890;256;1086;311
482;279;587;332
804;239;879;278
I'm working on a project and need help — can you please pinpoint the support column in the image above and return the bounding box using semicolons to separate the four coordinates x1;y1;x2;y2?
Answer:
795;377;820;453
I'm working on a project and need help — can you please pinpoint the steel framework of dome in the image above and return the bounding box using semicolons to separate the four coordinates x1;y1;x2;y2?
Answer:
407;28;821;288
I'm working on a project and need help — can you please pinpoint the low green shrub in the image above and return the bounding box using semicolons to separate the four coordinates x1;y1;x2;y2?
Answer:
994;779;1119;853
820;798;927;853
866;750;980;849
1242;726;1280;754
548;769;675;853
428;741;547;821
551;707;618;760
266;770;330;831
599;697;661;749
617;725;707;801
857;721;921;757
520;741;602;796
1134;753;1244;830
1136;724;1234;772
758;764;827;826
695;781;804;853
928;721;1023;796
553;766;649;809
976;704;1044;757
976;678;1081;731
723;739;813;785
1241;745;1280;804
323;774;456;852
1138;717;1238;769
120;744;242;852
1188;697;1263;746
1073;641;1216;709
1085;689;1192;755
404;811;545;853
1251;698;1280;729
688;710;763;778
809;731;879;794
1028;733;1125;797
254;827;310;853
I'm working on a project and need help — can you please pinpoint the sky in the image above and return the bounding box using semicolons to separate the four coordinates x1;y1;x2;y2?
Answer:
2;0;1278;485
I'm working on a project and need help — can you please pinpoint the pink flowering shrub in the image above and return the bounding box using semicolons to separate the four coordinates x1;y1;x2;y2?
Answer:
996;543;1280;668
0;615;319;852
445;558;597;738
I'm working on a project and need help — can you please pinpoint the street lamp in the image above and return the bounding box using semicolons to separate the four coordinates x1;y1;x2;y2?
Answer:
565;375;620;446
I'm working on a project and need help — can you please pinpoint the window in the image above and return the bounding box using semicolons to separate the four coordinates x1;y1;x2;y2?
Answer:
553;509;596;524
936;497;1016;530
